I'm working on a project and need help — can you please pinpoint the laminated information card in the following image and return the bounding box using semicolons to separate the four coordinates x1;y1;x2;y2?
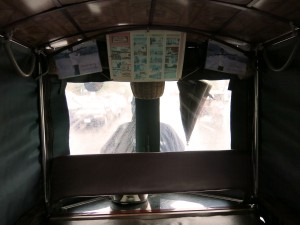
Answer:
205;40;248;77
107;31;186;82
54;40;102;79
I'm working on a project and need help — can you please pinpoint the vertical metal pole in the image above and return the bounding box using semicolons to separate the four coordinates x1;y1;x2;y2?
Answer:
253;50;260;199
39;70;49;208
147;98;160;152
136;98;160;152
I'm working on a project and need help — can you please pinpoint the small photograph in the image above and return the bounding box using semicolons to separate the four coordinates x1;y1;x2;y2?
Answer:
112;35;129;44
134;73;141;80
140;56;147;64
150;36;164;47
166;47;179;56
111;47;130;60
165;63;177;71
134;64;146;72
111;53;122;60
164;68;177;79
134;71;147;80
134;56;147;64
165;55;178;69
149;72;162;80
133;36;147;45
120;52;131;60
134;55;140;64
166;37;180;46
150;64;162;72
150;48;163;56
122;71;131;77
150;56;163;64
111;46;120;52
121;61;131;71
120;47;130;53
112;60;122;70
112;69;122;77
134;45;147;56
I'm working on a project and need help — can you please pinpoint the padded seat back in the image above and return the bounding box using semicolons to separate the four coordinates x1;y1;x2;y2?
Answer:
50;151;252;204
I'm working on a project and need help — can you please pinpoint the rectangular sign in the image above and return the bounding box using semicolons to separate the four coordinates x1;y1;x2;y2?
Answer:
54;40;103;79
107;31;186;82
204;40;248;77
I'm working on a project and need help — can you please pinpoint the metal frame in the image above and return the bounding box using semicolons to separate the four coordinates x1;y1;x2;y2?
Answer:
39;77;50;210
253;49;259;200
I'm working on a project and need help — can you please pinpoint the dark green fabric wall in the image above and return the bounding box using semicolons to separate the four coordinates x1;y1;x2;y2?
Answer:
0;43;42;225
43;76;70;158
259;40;300;224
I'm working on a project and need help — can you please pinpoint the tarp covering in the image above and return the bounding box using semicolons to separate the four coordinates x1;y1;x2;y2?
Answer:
229;78;254;152
43;75;70;158
0;43;42;225
259;40;300;224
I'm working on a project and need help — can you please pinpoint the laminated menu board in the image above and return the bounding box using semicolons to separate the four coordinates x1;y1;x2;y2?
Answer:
106;31;186;81
54;40;102;79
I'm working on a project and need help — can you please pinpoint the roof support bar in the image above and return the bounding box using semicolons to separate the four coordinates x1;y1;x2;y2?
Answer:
39;77;50;211
253;50;259;201
49;24;250;57
148;0;157;26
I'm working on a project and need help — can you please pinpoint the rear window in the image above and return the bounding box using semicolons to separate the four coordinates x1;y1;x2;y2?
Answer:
66;80;231;154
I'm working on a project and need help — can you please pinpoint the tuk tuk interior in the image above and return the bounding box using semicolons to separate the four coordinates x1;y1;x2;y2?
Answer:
0;1;299;225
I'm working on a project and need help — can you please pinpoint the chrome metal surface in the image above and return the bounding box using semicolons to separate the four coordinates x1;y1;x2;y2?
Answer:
39;77;49;207
111;194;148;204
54;193;247;218
192;192;244;203
253;50;259;199
62;196;107;210
50;207;255;221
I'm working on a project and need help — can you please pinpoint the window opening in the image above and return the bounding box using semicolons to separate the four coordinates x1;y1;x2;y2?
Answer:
66;82;132;154
66;80;231;155
160;80;231;150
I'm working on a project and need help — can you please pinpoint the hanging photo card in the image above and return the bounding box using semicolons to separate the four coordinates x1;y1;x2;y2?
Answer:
54;40;103;79
107;31;186;82
204;40;248;76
